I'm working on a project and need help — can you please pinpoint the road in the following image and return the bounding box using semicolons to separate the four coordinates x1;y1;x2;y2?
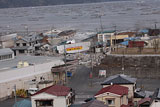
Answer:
67;65;103;103
1;64;159;106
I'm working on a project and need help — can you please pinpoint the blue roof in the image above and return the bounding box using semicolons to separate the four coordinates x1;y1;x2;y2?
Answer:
13;99;31;107
124;37;136;41
139;29;149;34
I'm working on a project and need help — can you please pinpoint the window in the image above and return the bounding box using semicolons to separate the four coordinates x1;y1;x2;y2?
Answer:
16;43;20;47
106;99;115;105
36;100;53;107
0;54;13;61
19;50;25;54
134;101;138;107
22;43;26;46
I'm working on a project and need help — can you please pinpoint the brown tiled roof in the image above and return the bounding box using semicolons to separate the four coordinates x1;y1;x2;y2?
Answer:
95;85;128;96
117;32;136;37
138;98;151;107
32;85;71;96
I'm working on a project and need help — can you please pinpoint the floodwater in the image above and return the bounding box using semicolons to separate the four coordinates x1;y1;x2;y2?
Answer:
0;0;160;33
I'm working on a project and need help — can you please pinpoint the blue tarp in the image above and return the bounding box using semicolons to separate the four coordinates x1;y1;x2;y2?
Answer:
67;72;72;77
139;29;149;34
120;41;129;46
13;99;31;107
124;37;136;41
120;37;142;46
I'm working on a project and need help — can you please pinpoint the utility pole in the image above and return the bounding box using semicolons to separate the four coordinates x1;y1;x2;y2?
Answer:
64;44;67;85
99;15;103;33
14;85;17;107
113;25;117;52
122;49;125;74
99;14;106;53
90;49;93;87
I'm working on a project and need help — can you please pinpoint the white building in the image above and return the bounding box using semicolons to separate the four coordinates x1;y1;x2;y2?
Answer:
31;85;75;107
57;42;91;54
0;48;14;61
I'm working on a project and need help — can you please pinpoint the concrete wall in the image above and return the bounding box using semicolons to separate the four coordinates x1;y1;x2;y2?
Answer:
54;97;67;107
0;72;53;101
0;60;64;100
150;100;160;107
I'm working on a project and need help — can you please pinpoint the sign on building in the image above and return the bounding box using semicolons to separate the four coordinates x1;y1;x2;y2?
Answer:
99;70;106;77
57;42;91;54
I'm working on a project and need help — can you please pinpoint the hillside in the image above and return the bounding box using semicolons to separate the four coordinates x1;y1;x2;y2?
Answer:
0;0;130;8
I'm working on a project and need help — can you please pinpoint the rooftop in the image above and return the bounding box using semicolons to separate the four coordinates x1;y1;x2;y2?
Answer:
95;85;128;96
138;98;151;107
14;34;43;43
97;30;115;34
58;30;76;36
134;91;146;98
81;100;108;107
0;55;63;71
33;85;71;96
0;48;13;56
117;32;136;37
101;74;137;85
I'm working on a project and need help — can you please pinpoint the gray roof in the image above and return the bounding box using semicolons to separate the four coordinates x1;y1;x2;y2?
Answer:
12;46;30;50
0;48;13;56
101;74;137;85
81;100;108;107
134;90;146;98
14;34;43;43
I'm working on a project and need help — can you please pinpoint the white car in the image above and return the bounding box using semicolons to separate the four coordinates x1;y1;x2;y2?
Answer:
28;88;38;95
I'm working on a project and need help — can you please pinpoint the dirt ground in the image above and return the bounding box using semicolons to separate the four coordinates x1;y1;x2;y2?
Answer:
111;48;160;54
